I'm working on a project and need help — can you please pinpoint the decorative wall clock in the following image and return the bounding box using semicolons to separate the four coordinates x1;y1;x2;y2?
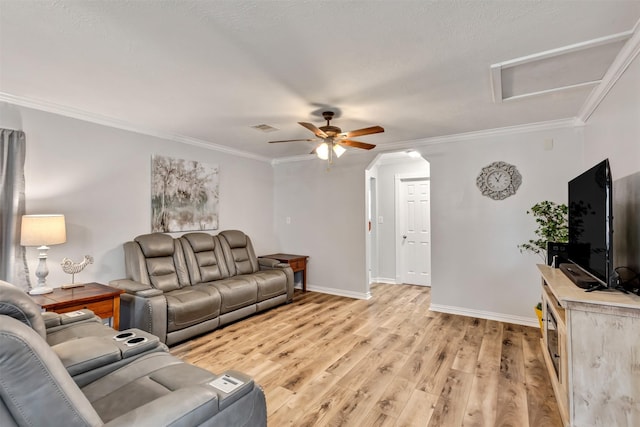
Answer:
476;161;522;200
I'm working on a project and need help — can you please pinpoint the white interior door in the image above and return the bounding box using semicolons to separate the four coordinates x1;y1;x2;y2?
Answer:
399;178;431;286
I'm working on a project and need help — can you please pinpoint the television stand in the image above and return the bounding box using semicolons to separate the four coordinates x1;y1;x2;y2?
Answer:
559;263;599;290
538;264;640;426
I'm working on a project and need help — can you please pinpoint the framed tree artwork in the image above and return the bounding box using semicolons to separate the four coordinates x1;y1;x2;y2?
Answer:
151;155;219;232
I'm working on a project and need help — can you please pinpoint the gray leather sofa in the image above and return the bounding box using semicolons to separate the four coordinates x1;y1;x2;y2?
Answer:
110;230;294;345
0;280;267;426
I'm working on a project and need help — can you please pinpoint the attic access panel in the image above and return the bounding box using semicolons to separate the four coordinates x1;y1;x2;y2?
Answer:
491;31;632;102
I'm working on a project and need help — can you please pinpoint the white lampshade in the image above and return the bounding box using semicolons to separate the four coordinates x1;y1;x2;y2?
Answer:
20;215;67;247
333;144;346;158
316;142;329;160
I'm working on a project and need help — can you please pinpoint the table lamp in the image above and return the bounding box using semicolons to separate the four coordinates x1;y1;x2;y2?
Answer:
20;214;66;295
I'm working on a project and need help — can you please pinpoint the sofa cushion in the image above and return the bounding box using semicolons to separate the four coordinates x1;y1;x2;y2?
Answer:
145;257;182;292
134;233;187;292
165;286;221;332
81;352;218;423
218;230;259;276
180;233;230;284
239;271;287;302
209;278;258;314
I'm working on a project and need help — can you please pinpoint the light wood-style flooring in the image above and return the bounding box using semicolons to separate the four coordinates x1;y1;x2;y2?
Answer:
171;284;562;426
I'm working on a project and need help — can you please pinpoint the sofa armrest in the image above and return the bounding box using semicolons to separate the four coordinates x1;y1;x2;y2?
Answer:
42;309;97;329
53;330;163;378
104;386;219;427
53;336;122;376
257;262;294;302
110;279;163;297
257;257;280;268
118;292;168;343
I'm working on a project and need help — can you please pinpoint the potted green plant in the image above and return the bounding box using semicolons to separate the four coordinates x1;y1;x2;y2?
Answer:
518;201;568;262
520;201;568;335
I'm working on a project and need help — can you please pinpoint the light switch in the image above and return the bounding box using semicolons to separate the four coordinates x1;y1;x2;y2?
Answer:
286;216;291;224
378;216;384;224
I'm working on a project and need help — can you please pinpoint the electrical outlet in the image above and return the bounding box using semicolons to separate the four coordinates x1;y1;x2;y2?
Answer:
286;216;291;224
378;216;384;224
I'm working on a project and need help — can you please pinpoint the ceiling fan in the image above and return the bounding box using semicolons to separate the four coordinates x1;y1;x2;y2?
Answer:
269;111;384;164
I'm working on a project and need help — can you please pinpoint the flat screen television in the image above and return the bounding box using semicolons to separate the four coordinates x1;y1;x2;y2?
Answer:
566;159;614;289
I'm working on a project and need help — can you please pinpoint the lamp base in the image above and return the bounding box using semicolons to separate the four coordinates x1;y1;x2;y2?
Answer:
29;286;54;295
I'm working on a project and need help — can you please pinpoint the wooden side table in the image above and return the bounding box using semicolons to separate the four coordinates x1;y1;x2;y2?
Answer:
30;282;124;330
261;253;309;292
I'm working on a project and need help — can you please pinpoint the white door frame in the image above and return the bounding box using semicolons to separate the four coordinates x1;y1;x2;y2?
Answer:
367;175;378;283
395;172;431;285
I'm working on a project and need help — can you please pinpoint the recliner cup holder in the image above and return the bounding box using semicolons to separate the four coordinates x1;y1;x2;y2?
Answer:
114;332;135;341
125;336;148;347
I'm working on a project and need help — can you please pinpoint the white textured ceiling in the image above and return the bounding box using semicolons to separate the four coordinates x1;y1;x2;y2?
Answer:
1;1;639;160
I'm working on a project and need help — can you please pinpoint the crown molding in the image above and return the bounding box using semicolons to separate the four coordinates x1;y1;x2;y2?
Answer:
1;92;584;167
577;19;640;123
0;92;271;163
271;154;316;165
271;117;581;165
377;117;581;151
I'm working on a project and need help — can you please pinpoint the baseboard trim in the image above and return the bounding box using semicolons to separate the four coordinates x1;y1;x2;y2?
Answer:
429;303;539;328
371;277;397;285
296;284;371;300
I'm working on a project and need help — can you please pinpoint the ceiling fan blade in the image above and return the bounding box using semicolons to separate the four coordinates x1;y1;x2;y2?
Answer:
268;138;317;143
299;122;328;138
339;140;376;150
339;126;384;138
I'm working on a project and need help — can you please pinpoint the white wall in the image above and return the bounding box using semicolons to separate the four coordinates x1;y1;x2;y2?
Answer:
583;54;640;179
274;126;584;321
274;153;375;298
583;53;640;274
1;104;277;288
373;156;430;282
420;128;584;323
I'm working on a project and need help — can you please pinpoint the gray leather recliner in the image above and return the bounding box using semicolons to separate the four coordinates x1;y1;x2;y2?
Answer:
0;280;166;387
0;281;267;426
0;279;106;344
0;316;267;426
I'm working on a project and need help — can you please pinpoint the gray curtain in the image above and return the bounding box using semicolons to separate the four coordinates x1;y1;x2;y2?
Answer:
0;129;30;291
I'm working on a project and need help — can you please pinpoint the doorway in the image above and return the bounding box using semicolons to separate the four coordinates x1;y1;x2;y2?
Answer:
365;152;430;291
396;175;431;286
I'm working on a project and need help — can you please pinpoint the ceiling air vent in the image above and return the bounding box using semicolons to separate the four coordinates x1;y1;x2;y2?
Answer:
250;124;279;133
490;30;632;103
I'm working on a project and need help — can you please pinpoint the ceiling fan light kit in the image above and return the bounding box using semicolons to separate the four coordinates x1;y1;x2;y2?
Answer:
316;142;329;160
314;140;347;164
269;111;383;167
